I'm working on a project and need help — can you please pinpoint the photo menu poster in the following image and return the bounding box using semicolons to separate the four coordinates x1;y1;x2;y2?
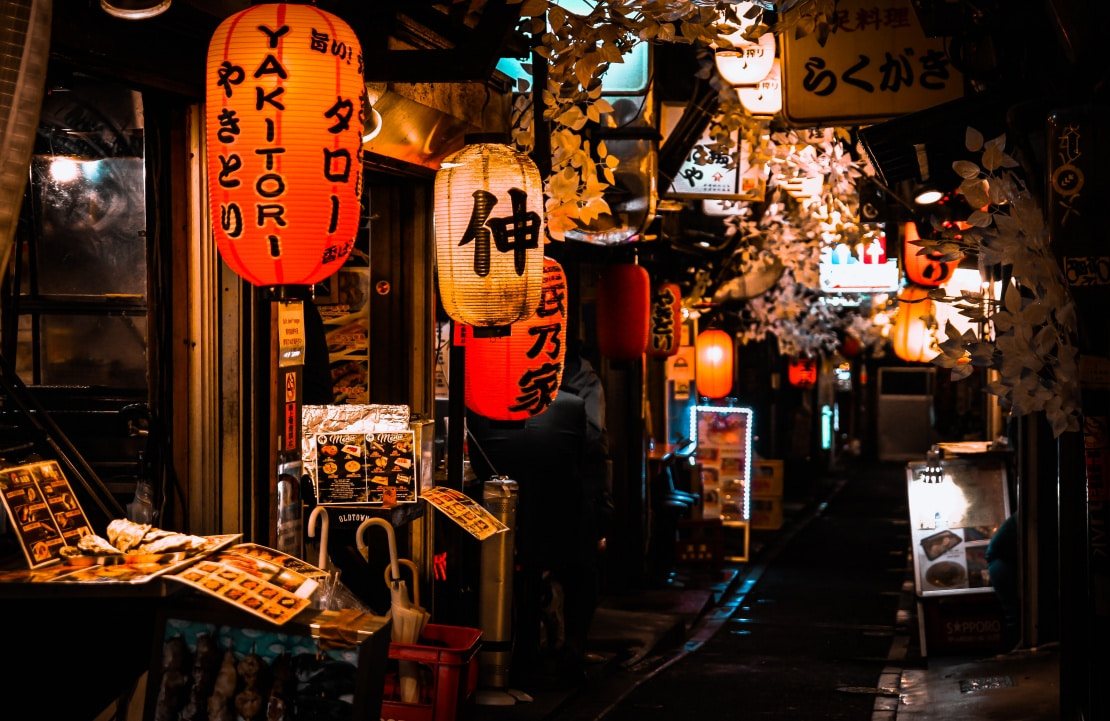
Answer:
0;460;94;569
314;431;417;505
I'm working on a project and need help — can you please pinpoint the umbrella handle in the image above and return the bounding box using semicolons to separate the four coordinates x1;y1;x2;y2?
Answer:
307;506;330;570
355;517;400;581
383;558;421;606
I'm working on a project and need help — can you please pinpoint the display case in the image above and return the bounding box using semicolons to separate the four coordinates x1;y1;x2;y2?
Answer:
905;453;1012;655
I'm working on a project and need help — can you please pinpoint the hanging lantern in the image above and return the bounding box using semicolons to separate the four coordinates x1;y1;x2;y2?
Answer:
647;282;682;358
713;3;776;86
737;58;782;117
840;333;862;359
902;221;960;287
892;285;939;363
464;258;567;421
597;263;650;361
435;141;545;328
206;3;366;287
695;329;734;399
787;357;818;388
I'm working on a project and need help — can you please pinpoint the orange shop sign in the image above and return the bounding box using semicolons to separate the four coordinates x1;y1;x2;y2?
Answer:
780;0;963;127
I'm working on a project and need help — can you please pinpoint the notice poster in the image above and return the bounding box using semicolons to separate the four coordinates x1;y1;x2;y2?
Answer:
0;460;94;569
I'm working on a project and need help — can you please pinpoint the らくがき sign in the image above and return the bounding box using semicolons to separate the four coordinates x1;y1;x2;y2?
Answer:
780;0;963;126
206;4;366;287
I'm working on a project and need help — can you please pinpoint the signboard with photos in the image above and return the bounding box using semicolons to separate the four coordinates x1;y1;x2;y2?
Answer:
0;460;94;569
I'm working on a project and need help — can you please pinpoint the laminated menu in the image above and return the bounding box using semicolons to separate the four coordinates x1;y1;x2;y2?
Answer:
313;431;417;505
0;460;95;569
167;543;329;626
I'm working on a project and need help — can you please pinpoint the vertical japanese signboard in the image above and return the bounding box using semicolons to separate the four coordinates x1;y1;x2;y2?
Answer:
781;0;963;126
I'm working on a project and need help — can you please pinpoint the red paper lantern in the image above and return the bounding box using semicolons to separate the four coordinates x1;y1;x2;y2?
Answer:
840;333;862;359
465;258;567;421
695;329;733;399
647;283;682;358
597;263;650;361
892;285;939;363
902;221;960;287
787;357;818;388
206;4;366;287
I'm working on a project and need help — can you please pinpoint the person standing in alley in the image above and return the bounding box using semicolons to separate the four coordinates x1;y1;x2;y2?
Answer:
986;513;1020;651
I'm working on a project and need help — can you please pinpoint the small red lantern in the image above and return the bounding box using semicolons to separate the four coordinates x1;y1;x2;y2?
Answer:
892;285;939;363
597;263;650;361
902;221;960;287
647;283;682;358
206;4;366;286
695;329;733;399
840;333;862;359
465;258;567;421
787;357;818;388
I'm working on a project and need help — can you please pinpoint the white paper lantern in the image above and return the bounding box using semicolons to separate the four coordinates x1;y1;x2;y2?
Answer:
434;142;545;327
714;5;776;87
738;58;782;116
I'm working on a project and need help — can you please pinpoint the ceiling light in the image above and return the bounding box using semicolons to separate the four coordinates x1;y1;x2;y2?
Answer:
914;184;943;205
100;0;171;20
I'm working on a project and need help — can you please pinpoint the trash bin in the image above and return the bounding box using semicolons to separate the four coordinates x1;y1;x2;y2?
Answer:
477;477;518;693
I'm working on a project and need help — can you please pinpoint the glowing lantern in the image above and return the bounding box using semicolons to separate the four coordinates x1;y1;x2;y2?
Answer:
713;3;776;86
902;221;960;287
435;141;545;328
738;58;782;117
695;329;734;399
892;285;939;363
787;357;818;388
840;333;862;359
464;258;567;421
647;283;682;358
597;263;650;361
206;4;366;286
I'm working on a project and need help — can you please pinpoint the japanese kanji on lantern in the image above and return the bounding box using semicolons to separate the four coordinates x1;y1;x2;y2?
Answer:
205;3;365;287
902;220;961;287
597;263;650;361
695;328;734;399
465;257;567;421
647;282;682;358
787;357;818;388
434;141;545;328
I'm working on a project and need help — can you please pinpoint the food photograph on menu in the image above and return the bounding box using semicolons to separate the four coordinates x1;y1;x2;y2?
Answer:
313;431;418;505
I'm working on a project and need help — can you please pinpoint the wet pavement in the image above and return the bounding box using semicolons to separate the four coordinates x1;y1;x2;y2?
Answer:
470;460;1061;721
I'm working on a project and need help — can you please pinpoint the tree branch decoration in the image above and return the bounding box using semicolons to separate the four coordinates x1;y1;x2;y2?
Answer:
921;127;1080;437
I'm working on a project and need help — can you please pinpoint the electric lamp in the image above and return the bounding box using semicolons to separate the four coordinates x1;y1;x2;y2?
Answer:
435;140;545;328
695;329;734;399
206;3;366;287
465;258;567;421
646;283;682;358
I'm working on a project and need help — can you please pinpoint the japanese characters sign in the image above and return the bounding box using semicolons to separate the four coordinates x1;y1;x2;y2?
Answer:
781;0;963;126
465;257;568;421
206;4;366;287
661;104;767;201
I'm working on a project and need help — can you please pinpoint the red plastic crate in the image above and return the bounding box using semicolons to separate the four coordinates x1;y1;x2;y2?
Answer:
380;624;482;721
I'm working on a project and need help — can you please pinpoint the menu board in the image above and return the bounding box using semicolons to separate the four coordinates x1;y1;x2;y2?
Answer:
314;431;417;505
0;460;94;568
691;405;754;522
906;456;1010;597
